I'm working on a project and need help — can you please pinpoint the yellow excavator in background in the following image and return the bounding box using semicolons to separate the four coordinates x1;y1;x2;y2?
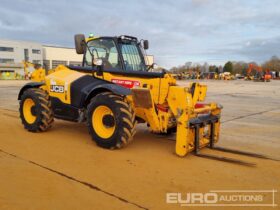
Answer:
23;61;53;82
219;72;234;80
245;63;271;82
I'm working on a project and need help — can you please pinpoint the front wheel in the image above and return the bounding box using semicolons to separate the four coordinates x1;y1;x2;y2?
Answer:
19;88;54;132
87;92;137;149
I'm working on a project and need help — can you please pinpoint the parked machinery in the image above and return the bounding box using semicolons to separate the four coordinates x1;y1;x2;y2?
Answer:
245;63;271;82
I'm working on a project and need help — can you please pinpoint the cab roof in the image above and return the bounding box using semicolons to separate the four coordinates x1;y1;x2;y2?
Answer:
86;35;138;43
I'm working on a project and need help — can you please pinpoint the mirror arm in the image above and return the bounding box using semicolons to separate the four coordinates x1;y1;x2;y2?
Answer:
147;63;158;72
147;64;153;72
82;40;93;57
96;65;103;76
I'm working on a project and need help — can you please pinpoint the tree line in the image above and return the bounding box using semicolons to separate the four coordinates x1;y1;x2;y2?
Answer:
170;56;280;75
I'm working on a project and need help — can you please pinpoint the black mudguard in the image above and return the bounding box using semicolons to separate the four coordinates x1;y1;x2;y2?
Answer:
18;82;45;100
70;75;131;108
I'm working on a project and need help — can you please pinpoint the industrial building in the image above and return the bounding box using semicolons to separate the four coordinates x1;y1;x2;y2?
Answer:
0;39;43;64
0;39;82;79
0;39;43;79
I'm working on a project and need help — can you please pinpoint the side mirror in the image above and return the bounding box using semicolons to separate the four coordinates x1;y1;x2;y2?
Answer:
74;34;86;54
143;40;149;50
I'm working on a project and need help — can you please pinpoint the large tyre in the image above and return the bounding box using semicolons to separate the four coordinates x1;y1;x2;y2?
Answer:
19;88;54;132
87;92;137;149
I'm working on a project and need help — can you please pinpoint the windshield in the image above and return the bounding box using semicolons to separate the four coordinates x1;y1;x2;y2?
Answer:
119;41;146;71
85;39;120;70
85;38;147;71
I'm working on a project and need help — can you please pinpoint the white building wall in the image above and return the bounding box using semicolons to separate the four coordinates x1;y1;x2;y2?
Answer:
0;39;43;64
0;39;43;76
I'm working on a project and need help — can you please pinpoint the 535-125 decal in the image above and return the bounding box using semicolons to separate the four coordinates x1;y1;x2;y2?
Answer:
111;79;140;88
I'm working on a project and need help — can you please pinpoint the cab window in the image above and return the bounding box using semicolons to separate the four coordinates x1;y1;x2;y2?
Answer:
84;39;120;70
120;42;146;71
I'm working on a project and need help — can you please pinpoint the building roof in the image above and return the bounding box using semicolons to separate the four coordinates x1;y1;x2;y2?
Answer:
43;44;75;49
0;38;42;46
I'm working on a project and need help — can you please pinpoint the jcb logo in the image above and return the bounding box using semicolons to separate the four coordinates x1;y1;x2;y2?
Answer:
50;85;64;93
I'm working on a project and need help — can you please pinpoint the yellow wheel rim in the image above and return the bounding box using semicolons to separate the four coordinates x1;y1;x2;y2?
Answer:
23;98;36;124
92;105;115;139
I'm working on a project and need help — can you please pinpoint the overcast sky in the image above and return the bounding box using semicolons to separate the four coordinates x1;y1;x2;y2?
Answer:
0;0;279;68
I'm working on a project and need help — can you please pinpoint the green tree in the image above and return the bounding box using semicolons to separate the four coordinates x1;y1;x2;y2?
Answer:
209;65;217;72
232;61;249;75
223;61;233;73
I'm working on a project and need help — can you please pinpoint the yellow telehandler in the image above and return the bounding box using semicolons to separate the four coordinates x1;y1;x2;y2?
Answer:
18;34;274;164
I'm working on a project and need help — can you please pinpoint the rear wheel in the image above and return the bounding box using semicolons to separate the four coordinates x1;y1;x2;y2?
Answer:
19;88;54;132
87;92;137;149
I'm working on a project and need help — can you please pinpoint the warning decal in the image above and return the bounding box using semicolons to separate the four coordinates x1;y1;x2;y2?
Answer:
111;79;140;88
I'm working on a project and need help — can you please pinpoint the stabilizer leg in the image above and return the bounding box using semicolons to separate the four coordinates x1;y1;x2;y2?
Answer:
175;119;189;157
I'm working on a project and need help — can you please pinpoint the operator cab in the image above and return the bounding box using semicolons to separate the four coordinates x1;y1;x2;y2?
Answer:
71;34;164;78
84;35;147;72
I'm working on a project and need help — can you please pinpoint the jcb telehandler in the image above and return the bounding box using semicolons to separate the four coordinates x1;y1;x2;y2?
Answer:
18;34;224;157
